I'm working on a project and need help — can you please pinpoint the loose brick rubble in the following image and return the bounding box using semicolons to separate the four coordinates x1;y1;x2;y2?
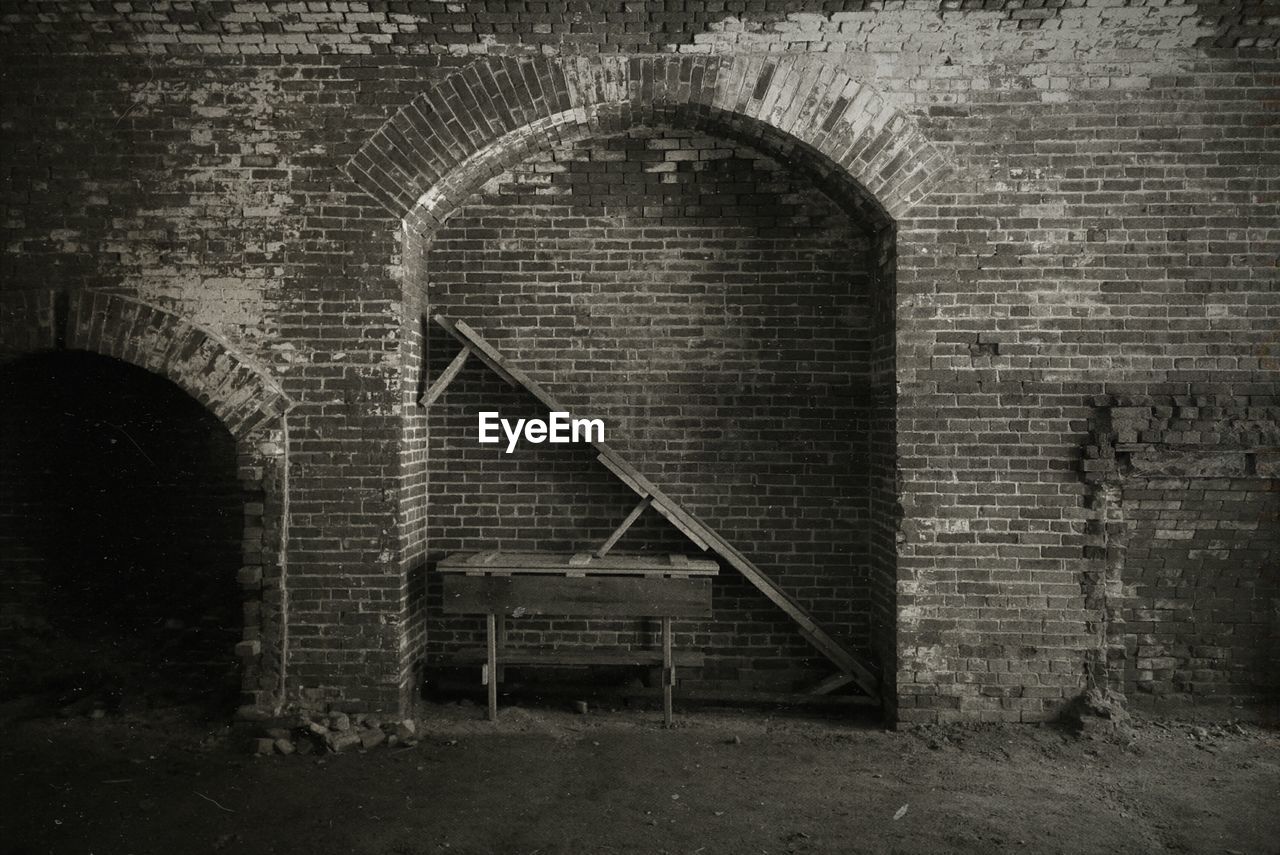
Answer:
252;712;419;755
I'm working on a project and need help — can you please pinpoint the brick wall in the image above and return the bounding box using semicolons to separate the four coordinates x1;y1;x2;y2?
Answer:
1084;397;1280;709
1121;476;1279;704
1;3;1276;720
0;47;448;712
417;128;882;686
866;231;899;715
0;2;1273;54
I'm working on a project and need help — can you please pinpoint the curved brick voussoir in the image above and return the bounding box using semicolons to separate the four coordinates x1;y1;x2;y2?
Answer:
347;55;952;233
0;289;294;440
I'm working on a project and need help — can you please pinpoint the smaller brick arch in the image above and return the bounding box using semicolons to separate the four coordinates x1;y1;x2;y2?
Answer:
0;289;293;437
0;288;293;715
345;55;951;232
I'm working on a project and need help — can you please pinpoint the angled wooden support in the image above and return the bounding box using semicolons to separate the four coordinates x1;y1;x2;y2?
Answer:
596;453;711;551
592;449;878;698
434;314;518;387
807;672;856;696
485;613;498;722
600;462;876;697
662;616;674;728
596;495;653;558
419;344;472;407
728;553;878;699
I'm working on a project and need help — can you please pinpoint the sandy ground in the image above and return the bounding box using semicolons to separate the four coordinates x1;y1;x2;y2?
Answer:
1;700;1277;855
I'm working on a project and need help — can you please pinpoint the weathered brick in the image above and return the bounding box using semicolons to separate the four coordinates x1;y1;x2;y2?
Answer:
1;4;1275;723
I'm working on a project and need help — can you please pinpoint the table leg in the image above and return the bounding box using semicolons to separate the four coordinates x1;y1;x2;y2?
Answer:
661;616;673;727
486;612;498;722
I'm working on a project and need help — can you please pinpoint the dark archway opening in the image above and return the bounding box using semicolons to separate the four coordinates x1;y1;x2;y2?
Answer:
0;351;246;717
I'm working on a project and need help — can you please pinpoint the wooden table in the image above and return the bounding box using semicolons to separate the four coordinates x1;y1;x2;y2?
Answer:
438;551;718;725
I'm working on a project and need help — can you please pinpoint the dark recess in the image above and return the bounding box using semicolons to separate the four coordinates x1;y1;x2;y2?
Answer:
0;351;244;715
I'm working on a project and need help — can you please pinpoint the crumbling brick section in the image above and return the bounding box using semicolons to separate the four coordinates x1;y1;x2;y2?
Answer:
0;289;295;715
1083;396;1280;708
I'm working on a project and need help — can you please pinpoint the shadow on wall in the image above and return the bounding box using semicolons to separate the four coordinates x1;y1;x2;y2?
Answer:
0;351;245;716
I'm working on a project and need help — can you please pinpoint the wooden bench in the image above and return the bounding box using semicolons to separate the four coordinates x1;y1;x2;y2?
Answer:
438;551;718;725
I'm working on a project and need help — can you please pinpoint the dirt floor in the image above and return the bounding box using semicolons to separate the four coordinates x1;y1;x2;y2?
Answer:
1;698;1277;855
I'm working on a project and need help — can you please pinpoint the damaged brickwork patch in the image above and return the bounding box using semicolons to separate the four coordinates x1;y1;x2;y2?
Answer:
1082;394;1280;706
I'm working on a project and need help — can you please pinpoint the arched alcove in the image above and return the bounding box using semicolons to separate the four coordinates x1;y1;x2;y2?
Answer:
416;122;895;695
0;352;246;714
0;290;292;717
353;55;930;716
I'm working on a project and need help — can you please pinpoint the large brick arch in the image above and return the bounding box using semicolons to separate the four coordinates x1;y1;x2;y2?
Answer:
0;288;294;715
351;54;927;716
345;55;951;231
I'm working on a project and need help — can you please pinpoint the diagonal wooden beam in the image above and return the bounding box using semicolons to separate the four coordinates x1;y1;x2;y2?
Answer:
596;454;711;552
595;460;880;698
419;345;472;407
807;672;856;696
596;495;653;559
435;315;518;387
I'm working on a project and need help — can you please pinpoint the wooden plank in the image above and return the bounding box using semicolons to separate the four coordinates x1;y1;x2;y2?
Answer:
485;613;498;722
596;496;653;558
593;452;647;495
596;452;712;551
650;503;713;553
433;315;518;387
429;680;878;710
807;672;856;696
438;551;718;576
596;449;880;697
438;648;705;667
621;687;880;710
442;575;713;619
443;566;718;578
662;616;674;727
448;317;564;410
419;345;471;407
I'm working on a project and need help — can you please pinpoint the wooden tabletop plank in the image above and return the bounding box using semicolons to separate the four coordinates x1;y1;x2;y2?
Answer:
438;551;719;575
442;574;714;618
438;648;706;667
